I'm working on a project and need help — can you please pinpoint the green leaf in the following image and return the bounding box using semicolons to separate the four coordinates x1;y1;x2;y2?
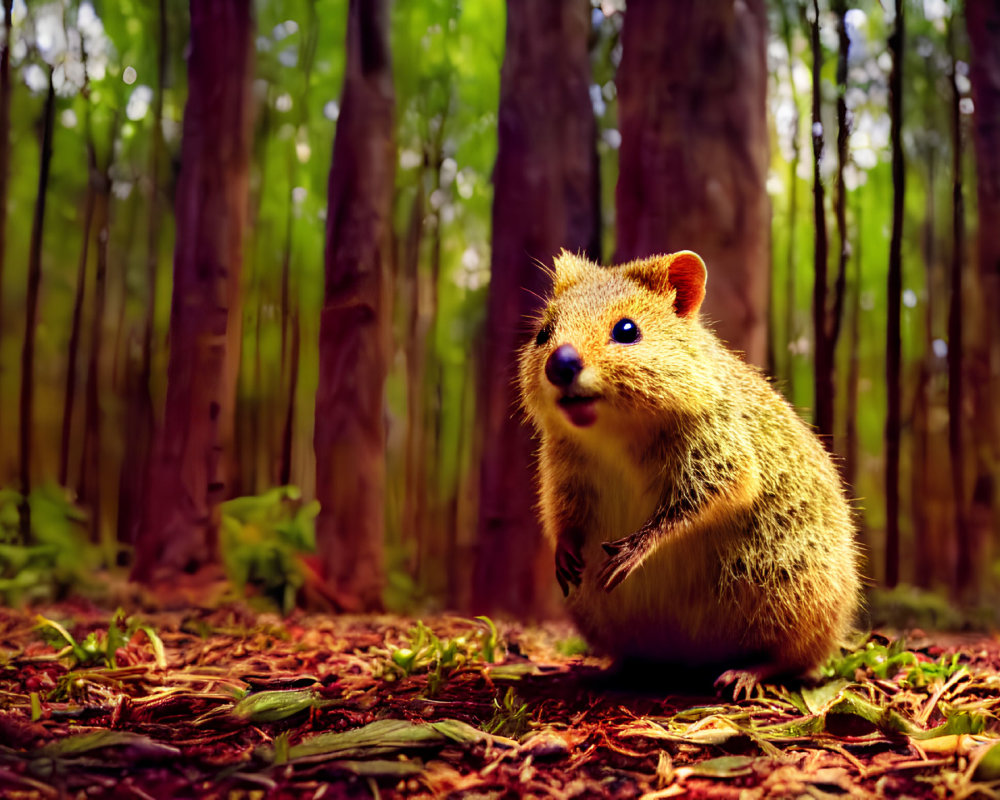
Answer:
800;679;851;714
687;755;757;778
323;759;427;778
135;624;167;669
36;730;180;758
429;718;493;745
825;691;917;737
974;742;1000;781
912;712;986;740
232;689;318;722
279;719;449;763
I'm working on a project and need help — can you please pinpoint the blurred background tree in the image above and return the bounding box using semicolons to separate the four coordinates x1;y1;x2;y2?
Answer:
0;0;997;618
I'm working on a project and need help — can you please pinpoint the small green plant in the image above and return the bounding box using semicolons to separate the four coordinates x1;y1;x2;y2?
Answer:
821;637;918;680
0;485;99;606
219;486;319;613
902;652;967;688
376;617;504;695
821;637;968;688
36;609;166;670
484;687;531;739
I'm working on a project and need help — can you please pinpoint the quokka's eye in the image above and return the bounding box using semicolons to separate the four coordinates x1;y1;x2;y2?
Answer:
611;317;641;344
535;325;552;346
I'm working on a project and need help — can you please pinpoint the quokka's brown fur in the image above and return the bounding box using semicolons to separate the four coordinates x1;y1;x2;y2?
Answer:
519;250;860;685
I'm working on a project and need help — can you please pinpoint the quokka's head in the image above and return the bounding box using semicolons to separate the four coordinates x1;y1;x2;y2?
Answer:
518;250;717;439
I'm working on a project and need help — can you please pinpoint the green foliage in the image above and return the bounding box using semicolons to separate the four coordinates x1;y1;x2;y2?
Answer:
484;686;531;739
219;486;319;614
822;635;967;688
0;485;99;606
821;637;919;680
232;688;324;723
374;616;504;695
35;608;166;670
902;651;967;688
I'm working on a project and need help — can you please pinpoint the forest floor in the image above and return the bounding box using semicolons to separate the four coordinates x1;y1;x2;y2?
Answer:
2;600;1000;799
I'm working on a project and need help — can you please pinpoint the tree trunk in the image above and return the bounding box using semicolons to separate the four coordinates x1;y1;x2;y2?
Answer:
885;0;905;588
822;0;851;446
119;0;168;545
615;0;769;365
472;0;599;615
809;0;831;441
948;18;969;599
60;133;97;488
401;166;426;579
313;0;395;611
279;310;300;487
471;0;599;617
133;0;253;581
18;69;55;542
777;0;801;396
844;192;862;503
0;0;13;356
79;170;112;543
966;0;1000;594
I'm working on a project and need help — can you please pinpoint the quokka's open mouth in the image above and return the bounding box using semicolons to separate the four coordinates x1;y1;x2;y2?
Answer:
557;395;598;427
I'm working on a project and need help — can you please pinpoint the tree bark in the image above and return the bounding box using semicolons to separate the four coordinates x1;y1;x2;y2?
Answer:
279;310;300;487
809;0;831;441
885;0;905;588
947;18;969;598
401;162;427;579
777;0;801;396
844;192;862;502
79;168;112;543
133;0;253;581
18;68;55;542
966;0;1000;593
313;0;395;611
0;0;13;354
60;130;97;489
472;0;599;616
119;0;169;545
820;0;851;446
615;0;769;365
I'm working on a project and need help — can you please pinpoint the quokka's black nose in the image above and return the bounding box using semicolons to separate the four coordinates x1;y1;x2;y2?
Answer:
545;344;583;388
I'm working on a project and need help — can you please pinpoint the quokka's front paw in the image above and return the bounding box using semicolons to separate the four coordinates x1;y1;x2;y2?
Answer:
555;539;584;597
597;530;654;591
714;666;772;701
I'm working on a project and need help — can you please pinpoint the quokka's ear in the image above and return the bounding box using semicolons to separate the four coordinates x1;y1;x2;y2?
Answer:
623;250;707;318
552;249;594;294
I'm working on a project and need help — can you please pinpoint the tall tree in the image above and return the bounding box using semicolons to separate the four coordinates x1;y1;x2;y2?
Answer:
776;0;802;395
472;0;599;616
812;0;851;446
18;67;55;541
313;0;395;611
133;0;253;581
0;0;12;352
78;139;114;543
808;0;831;438
966;0;1000;592
614;0;769;365
885;0;905;588
60;94;98;489
118;0;170;546
947;17;968;598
